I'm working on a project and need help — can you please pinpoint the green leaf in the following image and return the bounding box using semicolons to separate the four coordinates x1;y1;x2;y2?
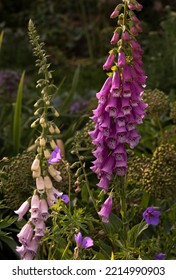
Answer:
0;31;4;50
127;221;148;247
13;71;25;154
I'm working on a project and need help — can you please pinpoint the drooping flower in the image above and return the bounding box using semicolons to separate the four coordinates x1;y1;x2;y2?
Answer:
98;195;113;223
48;146;61;164
14;200;30;221
143;207;161;226
74;232;94;249
155;253;166;260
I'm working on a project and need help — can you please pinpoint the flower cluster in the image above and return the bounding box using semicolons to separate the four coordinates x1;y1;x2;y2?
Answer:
15;147;69;260
89;0;147;192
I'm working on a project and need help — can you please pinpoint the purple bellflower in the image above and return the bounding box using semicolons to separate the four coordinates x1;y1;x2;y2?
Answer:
143;207;161;226
155;253;166;260
74;232;94;249
89;1;147;192
48;146;61;164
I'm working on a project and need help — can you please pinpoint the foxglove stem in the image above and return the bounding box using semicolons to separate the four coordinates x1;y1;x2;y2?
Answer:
119;175;128;247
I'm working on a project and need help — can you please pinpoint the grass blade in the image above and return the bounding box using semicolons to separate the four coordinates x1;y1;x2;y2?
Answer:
13;71;25;154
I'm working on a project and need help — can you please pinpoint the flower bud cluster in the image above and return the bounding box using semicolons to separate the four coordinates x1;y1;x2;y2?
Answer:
170;101;176;123
128;144;176;201
143;89;169;117
89;0;147;192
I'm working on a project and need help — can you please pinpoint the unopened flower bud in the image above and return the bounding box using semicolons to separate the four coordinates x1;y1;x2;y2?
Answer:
31;158;40;171
36;176;45;194
44;175;53;190
31;119;39;128
49;125;55;134
50;139;57;150
32;168;41;178
40;137;46;147
44;149;51;159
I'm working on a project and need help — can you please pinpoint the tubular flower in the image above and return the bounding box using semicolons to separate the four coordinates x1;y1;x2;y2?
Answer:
89;0;147;192
98;195;113;223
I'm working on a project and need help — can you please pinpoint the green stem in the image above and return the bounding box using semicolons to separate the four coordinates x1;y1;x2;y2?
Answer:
119;175;128;247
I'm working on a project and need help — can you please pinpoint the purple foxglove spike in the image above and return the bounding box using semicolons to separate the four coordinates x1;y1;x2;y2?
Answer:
61;194;70;204
40;199;49;221
107;137;117;150
14;200;30;221
112;70;121;90
101;155;115;175
48;146;61;164
122;31;130;41
103;53;115;70
98;195;113;223
118;51;126;67
97;175;110;192
17;223;33;246
143;207;160;226
110;32;119;44
82;237;94;249
31;194;40;214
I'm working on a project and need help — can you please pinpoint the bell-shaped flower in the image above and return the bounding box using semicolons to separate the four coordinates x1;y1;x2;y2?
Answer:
98;195;113;223
103;53;115;70
40;199;49;221
118;50;126;67
17;222;33;246
14;200;30;221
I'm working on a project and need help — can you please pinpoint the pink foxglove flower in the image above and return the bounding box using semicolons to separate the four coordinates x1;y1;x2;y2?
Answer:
89;2;147;192
17;223;33;246
14;200;30;221
98;195;112;223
